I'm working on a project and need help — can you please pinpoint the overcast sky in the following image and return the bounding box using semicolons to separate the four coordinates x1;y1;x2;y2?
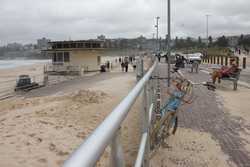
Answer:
0;0;250;45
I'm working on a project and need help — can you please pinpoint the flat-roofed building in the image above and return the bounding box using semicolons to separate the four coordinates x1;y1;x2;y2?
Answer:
44;40;105;75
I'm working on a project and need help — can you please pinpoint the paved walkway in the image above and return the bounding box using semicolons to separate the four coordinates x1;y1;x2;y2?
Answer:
24;71;133;98
158;63;250;167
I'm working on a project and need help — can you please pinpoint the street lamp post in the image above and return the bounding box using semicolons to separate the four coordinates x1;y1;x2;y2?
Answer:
206;14;210;47
167;0;171;87
155;16;160;52
205;14;211;59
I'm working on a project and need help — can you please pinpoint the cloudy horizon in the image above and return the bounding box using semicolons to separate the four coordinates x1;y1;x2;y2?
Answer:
1;0;250;45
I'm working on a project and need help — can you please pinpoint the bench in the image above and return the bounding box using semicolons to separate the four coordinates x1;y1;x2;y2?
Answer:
220;69;241;90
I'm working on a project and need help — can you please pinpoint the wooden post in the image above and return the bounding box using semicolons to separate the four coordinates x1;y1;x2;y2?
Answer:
236;57;239;66
243;57;246;69
225;57;228;66
221;56;224;65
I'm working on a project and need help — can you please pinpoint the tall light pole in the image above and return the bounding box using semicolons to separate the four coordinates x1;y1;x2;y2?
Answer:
155;16;160;52
167;0;171;87
206;14;210;47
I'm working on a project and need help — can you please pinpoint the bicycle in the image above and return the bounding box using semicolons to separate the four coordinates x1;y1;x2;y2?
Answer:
149;67;215;157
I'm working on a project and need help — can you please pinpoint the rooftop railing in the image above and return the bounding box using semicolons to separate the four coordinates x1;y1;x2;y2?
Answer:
63;57;157;167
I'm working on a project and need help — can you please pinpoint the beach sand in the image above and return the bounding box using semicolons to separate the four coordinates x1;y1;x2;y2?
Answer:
150;128;235;167
0;67;142;167
0;63;46;96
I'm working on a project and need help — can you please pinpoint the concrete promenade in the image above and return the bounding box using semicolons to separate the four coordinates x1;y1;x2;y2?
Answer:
153;62;250;167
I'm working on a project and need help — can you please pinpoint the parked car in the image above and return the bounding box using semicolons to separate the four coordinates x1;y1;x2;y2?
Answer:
185;52;203;63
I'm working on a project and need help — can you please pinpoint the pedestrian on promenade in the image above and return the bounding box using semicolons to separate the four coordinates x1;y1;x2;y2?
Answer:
157;53;161;62
132;60;137;71
124;60;129;72
191;60;199;73
106;61;110;70
121;61;125;72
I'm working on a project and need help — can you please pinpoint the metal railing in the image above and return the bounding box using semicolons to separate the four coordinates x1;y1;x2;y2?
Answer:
63;58;157;167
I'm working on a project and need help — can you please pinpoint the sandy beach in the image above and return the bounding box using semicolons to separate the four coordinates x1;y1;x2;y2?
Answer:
0;61;142;167
0;62;46;96
150;128;235;167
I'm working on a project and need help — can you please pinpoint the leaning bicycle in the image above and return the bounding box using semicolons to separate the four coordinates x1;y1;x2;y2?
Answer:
149;68;215;157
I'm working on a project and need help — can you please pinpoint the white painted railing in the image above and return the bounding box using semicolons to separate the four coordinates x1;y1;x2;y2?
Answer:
63;58;157;167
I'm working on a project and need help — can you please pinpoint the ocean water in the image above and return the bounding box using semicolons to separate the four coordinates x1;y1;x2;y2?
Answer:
0;59;51;70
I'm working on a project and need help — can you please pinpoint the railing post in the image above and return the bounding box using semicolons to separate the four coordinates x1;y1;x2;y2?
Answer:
110;127;125;167
140;57;150;167
137;55;144;82
142;83;149;167
243;57;246;69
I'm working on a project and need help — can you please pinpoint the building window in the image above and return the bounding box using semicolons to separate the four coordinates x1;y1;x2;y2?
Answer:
52;53;57;62
77;43;84;48
92;43;101;48
63;43;69;48
56;43;62;48
64;52;70;62
71;43;76;48
57;52;63;62
52;44;56;49
85;43;91;48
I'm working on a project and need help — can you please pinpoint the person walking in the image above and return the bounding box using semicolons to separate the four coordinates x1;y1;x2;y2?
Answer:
124;57;129;72
132;60;137;71
121;61;125;72
191;60;199;73
157;53;161;62
124;61;129;72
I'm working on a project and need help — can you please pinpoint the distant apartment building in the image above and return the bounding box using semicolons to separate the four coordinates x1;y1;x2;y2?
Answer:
37;37;51;49
44;40;105;75
7;42;23;51
23;44;35;50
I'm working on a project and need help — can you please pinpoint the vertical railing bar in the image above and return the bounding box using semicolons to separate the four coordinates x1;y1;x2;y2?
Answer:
134;103;154;167
110;127;125;167
134;132;148;167
148;103;154;125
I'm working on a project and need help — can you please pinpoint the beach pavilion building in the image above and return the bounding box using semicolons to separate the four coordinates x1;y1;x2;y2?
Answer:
44;40;105;75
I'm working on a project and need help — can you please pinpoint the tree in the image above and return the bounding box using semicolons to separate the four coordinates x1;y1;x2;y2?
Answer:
175;36;178;45
238;34;244;46
197;36;203;48
208;36;213;46
198;36;202;44
215;35;228;47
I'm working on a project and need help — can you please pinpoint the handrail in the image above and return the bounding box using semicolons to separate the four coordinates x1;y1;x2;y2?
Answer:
63;60;157;167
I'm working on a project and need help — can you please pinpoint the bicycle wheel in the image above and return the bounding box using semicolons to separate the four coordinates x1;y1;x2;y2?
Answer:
171;116;178;135
150;112;173;150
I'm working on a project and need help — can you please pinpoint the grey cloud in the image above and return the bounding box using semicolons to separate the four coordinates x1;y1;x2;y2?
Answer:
0;0;250;45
